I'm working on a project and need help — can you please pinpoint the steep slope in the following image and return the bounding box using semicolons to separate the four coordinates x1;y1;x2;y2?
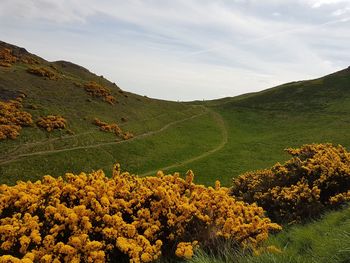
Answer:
225;67;350;111
2;41;350;263
2;40;350;187
161;68;350;185
0;41;215;184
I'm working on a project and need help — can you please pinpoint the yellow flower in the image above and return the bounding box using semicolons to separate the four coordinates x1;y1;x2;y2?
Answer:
19;236;31;254
0;163;281;263
141;252;153;262
175;242;195;259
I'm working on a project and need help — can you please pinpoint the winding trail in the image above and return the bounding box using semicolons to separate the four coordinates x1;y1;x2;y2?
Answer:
0;109;207;165
4;131;95;156
139;109;228;176
4;109;196;157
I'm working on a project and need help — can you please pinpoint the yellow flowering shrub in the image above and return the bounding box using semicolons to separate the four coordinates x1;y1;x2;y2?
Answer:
0;46;40;67
26;66;59;80
0;97;33;140
0;48;17;67
20;56;40;65
0;165;280;262
0;61;12;68
36;115;67;132
82;81;116;105
175;241;198;259
0;125;21;140
123;131;134;140
93;118;133;140
231;144;350;223
329;190;350;204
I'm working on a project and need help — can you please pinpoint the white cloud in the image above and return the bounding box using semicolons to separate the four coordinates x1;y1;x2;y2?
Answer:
0;0;94;23
332;6;350;15
0;0;349;101
307;0;350;8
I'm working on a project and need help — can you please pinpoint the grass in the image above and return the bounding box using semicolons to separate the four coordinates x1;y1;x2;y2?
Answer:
0;111;222;184
1;42;350;262
0;44;350;188
2;45;350;187
188;206;350;263
0;42;207;184
181;103;350;185
174;68;350;185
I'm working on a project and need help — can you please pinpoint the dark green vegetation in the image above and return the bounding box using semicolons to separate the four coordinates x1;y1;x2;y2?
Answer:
1;41;350;262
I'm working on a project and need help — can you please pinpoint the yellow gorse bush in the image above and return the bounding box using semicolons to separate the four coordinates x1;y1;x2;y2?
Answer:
122;132;134;141
93;118;133;140
82;81;116;105
0;46;39;68
231;143;350;223
0;48;17;67
175;241;198;259
26;66;59;80
0;97;33;140
0;165;280;262
36;115;67;132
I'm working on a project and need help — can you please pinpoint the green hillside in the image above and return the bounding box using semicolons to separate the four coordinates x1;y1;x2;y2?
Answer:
166;68;350;185
0;41;208;184
1;41;350;263
1;40;350;189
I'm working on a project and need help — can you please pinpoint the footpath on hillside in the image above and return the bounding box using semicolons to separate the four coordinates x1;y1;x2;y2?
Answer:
139;109;228;176
0;108;208;165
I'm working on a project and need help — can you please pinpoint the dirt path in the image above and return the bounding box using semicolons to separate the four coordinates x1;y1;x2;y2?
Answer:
139;109;228;176
4;108;198;157
5;131;95;156
0;110;207;165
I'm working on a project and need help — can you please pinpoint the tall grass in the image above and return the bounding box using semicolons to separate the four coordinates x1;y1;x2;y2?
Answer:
188;206;350;263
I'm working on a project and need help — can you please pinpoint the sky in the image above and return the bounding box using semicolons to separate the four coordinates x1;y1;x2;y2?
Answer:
0;0;350;101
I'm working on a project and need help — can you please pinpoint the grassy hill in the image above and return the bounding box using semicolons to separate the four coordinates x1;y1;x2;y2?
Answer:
1;40;350;188
1;41;350;263
167;68;350;185
0;41;210;184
